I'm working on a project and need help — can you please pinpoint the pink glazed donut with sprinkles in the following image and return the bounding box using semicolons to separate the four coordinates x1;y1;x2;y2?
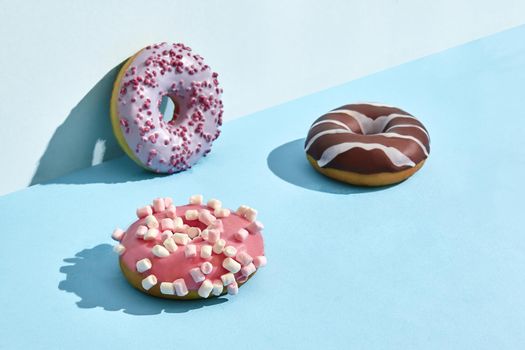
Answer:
111;195;267;299
110;42;224;173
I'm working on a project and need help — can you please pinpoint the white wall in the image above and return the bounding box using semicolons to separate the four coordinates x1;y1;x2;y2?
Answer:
1;0;525;195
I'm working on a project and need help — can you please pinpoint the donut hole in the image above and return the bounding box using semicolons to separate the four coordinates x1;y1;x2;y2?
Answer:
159;94;179;123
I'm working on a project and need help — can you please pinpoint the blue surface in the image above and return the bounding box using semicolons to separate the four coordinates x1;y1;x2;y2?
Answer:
2;25;525;349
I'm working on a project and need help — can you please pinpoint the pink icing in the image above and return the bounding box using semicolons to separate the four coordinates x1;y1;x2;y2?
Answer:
120;204;265;291
116;42;224;173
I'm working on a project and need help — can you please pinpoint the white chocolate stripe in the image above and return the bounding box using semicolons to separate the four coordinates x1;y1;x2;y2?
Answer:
385;124;429;138
353;101;397;108
317;142;416;168
326;110;418;135
306;129;428;156
310;119;351;131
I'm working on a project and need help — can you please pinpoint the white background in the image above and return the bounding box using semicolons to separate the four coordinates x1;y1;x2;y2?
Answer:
1;0;524;195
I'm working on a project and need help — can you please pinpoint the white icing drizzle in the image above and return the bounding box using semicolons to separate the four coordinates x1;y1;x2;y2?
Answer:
317;142;416;168
310;119;351;131
385;124;429;138
326;110;418;135
304;129;354;151
352;101;397;108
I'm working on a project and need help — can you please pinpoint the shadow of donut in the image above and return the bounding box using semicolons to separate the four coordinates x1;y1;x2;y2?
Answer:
58;244;227;315
267;138;393;194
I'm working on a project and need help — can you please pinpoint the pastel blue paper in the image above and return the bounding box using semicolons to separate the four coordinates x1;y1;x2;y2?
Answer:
1;24;525;349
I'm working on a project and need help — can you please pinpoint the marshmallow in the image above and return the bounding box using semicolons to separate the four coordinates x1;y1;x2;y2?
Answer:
199;210;216;226
186;227;201;239
198;280;214;298
165;205;177;219
173;233;190;246
185;244;197;258
160;218;175;231
236;205;249;216
144;228;159;240
221;272;235;286
211;280;224;296
200;229;209;241
136;225;148;238
161;230;174;240
185;209;199;220
113;244;125;255
236;251;253;266
253;255;267;268
163;237;178;252
145;214;159;229
164;197;173;208
246;220;264;234
160;282;175;295
152;245;170;258
136;258;152;273
153;198;166;213
234;228;249;242
189;194;203;205
173;278;188;296
213;239;226;254
207;198;222;210
141;275;157;290
227;282;239;295
222;257;241;273
241;263;256;278
111;228;125;241
173;217;184;231
200;245;212;259
136;205;153;218
208;219;224;233
207;229;220;244
190;267;205;283
223;246;237;257
201;261;213;274
214;208;230;218
244;207;258;222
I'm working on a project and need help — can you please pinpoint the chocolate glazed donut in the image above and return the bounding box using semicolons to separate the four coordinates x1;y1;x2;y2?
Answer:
305;103;430;186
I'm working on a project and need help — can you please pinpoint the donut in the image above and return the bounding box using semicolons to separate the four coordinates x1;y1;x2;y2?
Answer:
110;42;224;173
111;196;266;299
305;103;430;186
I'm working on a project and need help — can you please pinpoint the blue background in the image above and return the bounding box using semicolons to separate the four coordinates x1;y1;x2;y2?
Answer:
1;24;525;349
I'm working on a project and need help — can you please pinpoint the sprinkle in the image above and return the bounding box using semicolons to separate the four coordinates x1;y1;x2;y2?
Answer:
141;275;157;290
241;263;256;277
144;228;159;240
136;258;152;273
222;257;241;273
145;215;159;228
213;239;226;254
153;198;166;213
199;210;216;226
111;228;125;241
160;218;175;231
201;261;213;274
200;245;212;259
173;233;190;245
214;208;230;218
253;256;267;268
161;230;173;240
136;225;148;238
227;282;239;295
185;209;199;220
136;206;153;218
223;246;237;257
173;278;189;296
152;245;170;258
234;228;249;242
160;282;175;295
236;251;253;266
189;194;203;205
185;244;197;258
207;229;220;244
190;267;205;283
198;280;214;298
207;199;222;210
113;244;126;255
221;272;235;286
186;227;201;239
211;280;223;296
246;221;264;234
163;237;178;252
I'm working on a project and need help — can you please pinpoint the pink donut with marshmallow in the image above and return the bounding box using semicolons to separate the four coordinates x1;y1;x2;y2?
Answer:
112;195;267;299
110;42;224;173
